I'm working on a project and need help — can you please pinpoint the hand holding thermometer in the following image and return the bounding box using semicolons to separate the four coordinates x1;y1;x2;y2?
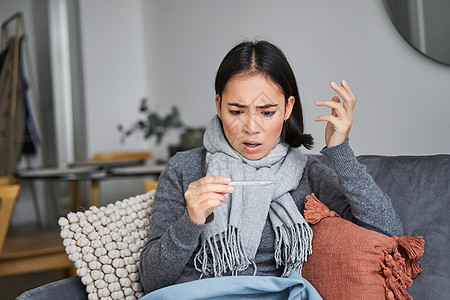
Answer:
228;180;280;186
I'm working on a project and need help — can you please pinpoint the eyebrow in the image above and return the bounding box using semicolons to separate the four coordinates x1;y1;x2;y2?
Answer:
227;103;278;109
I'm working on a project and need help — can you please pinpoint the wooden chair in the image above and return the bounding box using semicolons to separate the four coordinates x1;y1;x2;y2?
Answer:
91;151;152;162
0;176;18;186
0;184;74;277
1;176;44;226
144;180;158;192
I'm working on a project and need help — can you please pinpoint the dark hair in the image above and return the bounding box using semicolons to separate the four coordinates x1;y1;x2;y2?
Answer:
215;40;314;149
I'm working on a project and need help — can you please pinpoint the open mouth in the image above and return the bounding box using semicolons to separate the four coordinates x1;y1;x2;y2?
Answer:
243;142;262;153
244;142;261;148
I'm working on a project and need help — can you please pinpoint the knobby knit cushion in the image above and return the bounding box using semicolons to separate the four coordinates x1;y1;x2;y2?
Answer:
59;191;154;300
302;194;424;300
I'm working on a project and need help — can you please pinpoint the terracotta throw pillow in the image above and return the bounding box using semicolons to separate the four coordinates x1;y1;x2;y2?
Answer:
302;194;424;300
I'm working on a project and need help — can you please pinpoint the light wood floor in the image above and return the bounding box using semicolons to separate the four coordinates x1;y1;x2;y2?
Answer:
0;223;68;299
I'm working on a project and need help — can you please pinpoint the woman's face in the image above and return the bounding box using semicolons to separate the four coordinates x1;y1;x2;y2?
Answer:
216;73;294;160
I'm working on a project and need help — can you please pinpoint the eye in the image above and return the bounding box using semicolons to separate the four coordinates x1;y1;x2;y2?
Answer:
262;111;275;117
230;110;244;116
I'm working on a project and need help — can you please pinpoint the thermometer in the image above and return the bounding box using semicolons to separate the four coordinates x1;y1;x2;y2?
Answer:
228;180;279;186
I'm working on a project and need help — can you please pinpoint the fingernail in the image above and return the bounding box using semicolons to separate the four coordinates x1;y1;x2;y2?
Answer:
342;80;347;86
228;186;235;193
224;177;231;183
331;81;338;87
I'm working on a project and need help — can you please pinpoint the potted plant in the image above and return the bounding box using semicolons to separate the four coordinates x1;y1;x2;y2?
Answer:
118;98;184;145
118;98;205;157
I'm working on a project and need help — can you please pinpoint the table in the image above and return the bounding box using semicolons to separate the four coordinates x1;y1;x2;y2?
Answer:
108;164;166;176
89;164;166;207
68;159;146;169
16;163;166;212
16;166;106;212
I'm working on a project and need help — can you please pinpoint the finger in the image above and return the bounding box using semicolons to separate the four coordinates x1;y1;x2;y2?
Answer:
316;97;340;104
188;183;234;198
189;194;227;212
197;176;231;185
315;100;345;117
341;80;355;96
331;96;340;117
314;114;337;123
331;81;357;112
185;184;233;206
198;199;223;213
201;182;234;195
188;176;231;195
330;81;351;104
203;199;222;208
186;191;224;207
339;80;357;110
196;193;228;205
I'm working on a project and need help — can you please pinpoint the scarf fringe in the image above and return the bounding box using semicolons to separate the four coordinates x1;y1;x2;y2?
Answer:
194;226;254;277
274;223;313;277
194;223;312;278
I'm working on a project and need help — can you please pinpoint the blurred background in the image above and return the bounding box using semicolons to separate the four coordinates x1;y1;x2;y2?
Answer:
2;0;450;237
0;0;449;297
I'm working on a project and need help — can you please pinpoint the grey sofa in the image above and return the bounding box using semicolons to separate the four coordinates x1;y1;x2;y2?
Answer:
16;154;450;300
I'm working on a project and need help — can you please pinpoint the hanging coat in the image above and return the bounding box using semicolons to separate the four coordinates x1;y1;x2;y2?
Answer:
0;37;25;176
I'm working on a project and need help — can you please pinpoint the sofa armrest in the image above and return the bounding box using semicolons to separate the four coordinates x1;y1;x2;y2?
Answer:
16;276;87;300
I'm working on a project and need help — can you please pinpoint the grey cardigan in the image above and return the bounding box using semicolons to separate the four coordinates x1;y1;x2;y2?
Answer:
139;140;404;293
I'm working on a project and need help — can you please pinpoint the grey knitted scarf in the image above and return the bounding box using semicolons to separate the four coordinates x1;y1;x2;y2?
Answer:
194;115;312;278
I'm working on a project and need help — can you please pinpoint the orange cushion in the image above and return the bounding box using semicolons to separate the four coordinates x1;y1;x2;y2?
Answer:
302;194;424;300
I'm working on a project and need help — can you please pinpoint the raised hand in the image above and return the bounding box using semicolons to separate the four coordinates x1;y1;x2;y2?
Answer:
314;80;356;148
184;176;234;225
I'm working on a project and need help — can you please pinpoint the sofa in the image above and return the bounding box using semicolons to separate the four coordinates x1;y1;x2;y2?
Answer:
16;154;449;300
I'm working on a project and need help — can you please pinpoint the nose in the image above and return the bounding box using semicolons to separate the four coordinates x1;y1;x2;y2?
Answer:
244;113;262;135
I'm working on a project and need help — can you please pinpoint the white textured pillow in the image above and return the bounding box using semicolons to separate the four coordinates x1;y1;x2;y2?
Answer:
59;190;154;300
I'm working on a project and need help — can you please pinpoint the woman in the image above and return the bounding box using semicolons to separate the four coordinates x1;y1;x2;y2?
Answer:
139;40;404;295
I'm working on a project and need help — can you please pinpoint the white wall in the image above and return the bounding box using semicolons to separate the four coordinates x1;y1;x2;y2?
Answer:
78;0;450;203
79;0;153;156
140;0;450;156
2;0;449;226
80;0;450;159
78;0;156;204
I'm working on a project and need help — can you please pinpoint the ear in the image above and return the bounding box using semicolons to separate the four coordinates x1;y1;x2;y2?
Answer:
215;94;222;118
284;96;295;120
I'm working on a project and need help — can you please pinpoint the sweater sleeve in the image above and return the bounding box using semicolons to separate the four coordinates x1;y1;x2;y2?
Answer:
139;152;206;293
309;139;404;236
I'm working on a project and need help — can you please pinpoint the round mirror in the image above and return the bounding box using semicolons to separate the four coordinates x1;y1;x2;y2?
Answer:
383;0;450;66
